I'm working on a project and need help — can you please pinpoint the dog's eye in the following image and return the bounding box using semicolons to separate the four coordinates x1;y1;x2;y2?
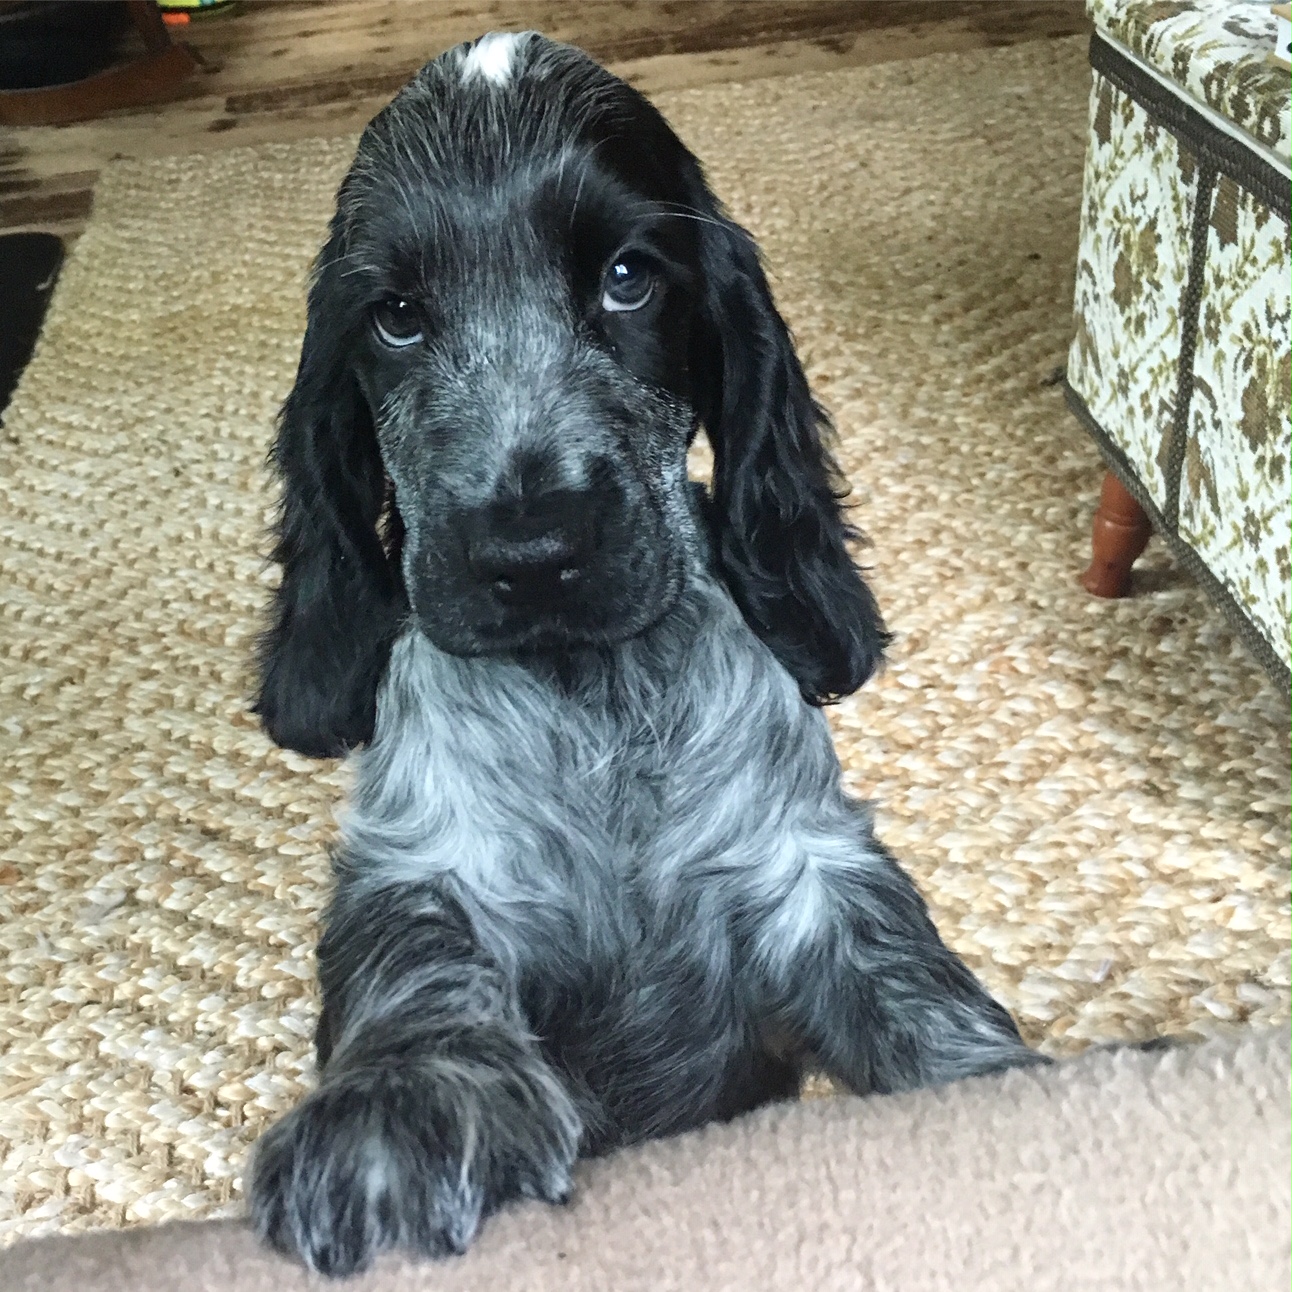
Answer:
601;255;655;313
371;297;424;348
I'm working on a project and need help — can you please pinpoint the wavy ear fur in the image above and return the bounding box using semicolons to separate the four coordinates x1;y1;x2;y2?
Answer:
255;227;407;758
687;202;890;703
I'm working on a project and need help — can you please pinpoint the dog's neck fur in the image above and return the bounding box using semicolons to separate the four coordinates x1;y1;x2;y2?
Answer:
340;566;848;984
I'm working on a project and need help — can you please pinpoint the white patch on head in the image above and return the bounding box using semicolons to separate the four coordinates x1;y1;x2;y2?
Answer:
461;32;519;87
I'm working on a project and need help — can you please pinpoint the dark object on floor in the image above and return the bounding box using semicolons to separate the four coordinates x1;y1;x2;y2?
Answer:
0;232;63;424
0;2;131;90
0;1;197;126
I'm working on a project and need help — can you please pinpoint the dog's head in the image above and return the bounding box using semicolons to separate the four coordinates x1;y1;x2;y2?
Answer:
257;32;888;757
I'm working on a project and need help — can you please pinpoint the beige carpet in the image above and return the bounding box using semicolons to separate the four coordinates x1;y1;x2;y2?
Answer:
4;1034;1289;1292
0;37;1287;1242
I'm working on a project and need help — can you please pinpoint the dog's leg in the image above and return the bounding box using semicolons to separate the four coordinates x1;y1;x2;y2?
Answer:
747;821;1046;1096
248;877;581;1277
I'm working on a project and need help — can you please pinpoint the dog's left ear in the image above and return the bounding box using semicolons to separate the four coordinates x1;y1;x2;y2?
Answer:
687;200;890;703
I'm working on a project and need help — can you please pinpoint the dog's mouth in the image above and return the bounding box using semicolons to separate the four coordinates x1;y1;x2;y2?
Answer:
411;544;686;661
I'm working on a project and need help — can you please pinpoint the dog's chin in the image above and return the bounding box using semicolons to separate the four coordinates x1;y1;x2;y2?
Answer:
416;610;665;660
414;568;684;662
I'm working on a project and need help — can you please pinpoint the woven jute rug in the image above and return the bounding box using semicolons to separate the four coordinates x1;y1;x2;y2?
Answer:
1;37;1287;1242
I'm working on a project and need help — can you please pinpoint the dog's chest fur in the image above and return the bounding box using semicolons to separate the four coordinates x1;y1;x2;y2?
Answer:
339;576;860;1140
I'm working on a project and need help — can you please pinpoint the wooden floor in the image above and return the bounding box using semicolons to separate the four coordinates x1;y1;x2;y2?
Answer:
1;1;1089;239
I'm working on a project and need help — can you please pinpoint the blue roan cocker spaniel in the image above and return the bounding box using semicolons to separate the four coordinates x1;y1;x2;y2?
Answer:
249;31;1043;1277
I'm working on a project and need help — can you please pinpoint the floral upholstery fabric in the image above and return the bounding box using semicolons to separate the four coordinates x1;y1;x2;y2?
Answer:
1090;0;1291;154
1180;177;1291;668
1069;74;1198;511
1068;4;1291;683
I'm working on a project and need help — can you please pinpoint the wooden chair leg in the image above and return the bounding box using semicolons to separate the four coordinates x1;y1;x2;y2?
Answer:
1079;470;1153;598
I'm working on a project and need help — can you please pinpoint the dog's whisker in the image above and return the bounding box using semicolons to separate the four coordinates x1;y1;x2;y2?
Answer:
649;203;756;240
567;138;607;232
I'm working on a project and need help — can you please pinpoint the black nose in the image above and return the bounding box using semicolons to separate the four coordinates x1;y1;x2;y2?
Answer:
466;489;597;607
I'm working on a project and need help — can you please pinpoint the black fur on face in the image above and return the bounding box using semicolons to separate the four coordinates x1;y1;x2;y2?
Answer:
255;32;889;758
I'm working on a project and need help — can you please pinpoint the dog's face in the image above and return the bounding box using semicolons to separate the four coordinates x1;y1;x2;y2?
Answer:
257;33;889;757
343;39;708;655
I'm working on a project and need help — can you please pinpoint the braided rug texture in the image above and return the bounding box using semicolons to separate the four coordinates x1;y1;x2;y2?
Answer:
1;37;1287;1240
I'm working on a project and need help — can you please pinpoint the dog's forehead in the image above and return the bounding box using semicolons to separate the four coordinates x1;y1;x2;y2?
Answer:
351;33;684;205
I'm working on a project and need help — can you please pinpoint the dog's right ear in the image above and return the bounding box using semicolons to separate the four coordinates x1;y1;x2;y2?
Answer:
254;222;406;758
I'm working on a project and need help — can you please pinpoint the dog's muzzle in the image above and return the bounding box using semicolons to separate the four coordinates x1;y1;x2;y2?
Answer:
463;485;604;611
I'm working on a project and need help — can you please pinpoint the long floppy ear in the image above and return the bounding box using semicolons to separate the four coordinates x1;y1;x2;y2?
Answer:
688;210;891;703
254;226;407;758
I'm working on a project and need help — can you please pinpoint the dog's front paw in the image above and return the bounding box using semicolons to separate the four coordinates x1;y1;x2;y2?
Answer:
247;1055;581;1277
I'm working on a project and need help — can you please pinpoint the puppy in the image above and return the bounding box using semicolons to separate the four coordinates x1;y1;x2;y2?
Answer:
248;32;1042;1277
